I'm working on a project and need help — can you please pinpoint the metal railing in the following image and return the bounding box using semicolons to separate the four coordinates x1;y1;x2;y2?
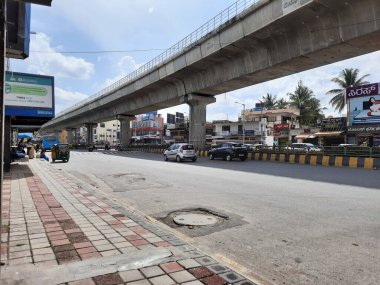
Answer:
56;0;260;118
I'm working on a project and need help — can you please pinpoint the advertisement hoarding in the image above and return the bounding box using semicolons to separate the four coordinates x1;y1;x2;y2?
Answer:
274;123;290;131
319;117;347;131
5;71;54;118
346;83;380;126
6;1;31;59
167;113;176;124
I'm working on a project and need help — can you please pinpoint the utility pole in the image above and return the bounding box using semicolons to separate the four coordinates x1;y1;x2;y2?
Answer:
0;0;6;270
235;102;245;144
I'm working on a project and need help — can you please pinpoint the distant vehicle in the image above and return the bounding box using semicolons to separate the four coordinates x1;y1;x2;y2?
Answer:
286;143;321;152
116;144;126;151
338;144;356;147
51;144;70;162
208;142;248;161
164;143;197;162
41;134;59;150
243;144;255;150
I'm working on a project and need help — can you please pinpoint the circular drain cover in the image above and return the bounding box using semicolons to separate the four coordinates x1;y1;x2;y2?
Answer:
173;213;218;226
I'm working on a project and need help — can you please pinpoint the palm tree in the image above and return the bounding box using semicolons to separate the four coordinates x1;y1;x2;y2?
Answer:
259;93;277;110
288;81;322;126
326;68;369;112
276;98;288;109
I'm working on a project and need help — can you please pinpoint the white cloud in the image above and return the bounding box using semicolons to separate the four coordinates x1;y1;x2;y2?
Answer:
55;87;88;102
55;88;89;114
148;7;154;13
101;56;144;89
117;56;143;74
26;33;94;80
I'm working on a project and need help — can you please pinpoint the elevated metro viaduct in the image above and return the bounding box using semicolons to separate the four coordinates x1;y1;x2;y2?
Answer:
40;0;380;149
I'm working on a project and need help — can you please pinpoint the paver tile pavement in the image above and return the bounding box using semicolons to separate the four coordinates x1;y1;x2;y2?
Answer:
0;160;257;285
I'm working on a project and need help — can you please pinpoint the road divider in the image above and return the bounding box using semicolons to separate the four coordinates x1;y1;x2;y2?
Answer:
126;147;379;170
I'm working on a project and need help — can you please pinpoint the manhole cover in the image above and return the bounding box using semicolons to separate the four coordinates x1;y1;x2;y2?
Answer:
173;213;218;226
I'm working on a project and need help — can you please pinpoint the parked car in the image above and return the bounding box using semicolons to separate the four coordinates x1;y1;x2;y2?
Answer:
164;143;197;162
208;142;248;161
286;143;321;152
116;144;126;151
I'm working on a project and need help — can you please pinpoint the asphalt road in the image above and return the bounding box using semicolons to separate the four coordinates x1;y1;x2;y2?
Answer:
48;150;380;285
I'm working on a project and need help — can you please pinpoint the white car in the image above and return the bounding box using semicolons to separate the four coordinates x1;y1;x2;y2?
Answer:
286;143;322;152
164;143;197;162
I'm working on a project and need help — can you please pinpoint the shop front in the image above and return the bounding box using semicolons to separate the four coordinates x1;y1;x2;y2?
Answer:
314;117;346;146
346;126;380;146
273;123;290;146
346;83;380;147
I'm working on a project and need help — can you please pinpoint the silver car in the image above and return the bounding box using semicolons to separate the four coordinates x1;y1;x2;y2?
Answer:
286;143;322;152
164;143;197;162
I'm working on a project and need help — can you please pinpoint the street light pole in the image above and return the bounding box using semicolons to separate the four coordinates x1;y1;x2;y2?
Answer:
260;108;263;145
235;102;245;144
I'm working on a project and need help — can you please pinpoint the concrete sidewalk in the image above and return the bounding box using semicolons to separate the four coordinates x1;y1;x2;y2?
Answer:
1;159;257;285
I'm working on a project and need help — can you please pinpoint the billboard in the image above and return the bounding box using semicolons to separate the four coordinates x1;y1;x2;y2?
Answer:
176;112;185;123
7;1;31;59
319;117;347;131
167;113;176;124
5;72;55;118
346;83;380;126
142;112;156;121
274;123;290;131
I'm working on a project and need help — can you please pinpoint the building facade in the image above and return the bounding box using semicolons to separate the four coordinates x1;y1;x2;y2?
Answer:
131;114;164;144
94;120;120;145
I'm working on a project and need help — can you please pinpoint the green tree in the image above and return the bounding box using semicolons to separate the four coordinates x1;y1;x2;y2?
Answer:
259;93;277;110
326;68;369;112
276;98;288;109
288;81;323;126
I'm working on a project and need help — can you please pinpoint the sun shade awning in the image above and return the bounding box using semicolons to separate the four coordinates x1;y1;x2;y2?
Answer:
314;131;345;137
294;134;312;139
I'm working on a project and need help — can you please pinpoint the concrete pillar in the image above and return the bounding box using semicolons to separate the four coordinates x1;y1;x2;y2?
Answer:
4;116;11;172
117;115;135;145
85;123;97;145
181;94;216;150
66;128;74;145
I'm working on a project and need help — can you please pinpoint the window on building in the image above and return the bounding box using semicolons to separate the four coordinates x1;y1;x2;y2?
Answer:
222;125;230;132
99;123;105;128
268;116;276;122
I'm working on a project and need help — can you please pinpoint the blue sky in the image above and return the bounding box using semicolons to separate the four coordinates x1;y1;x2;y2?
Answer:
10;0;380;122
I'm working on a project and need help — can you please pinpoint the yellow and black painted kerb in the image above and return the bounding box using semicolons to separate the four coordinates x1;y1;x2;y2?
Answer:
131;148;379;170
249;152;380;170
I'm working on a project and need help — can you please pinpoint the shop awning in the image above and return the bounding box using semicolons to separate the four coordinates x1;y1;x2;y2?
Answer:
294;133;313;139
314;131;345;137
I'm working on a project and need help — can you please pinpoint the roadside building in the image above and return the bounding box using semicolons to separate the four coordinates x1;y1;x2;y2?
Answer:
212;120;261;143
94;120;120;145
211;108;301;146
131;113;164;145
314;117;347;146
244;107;301;146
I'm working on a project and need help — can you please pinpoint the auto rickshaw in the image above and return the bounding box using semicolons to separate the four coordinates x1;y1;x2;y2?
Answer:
51;144;70;162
